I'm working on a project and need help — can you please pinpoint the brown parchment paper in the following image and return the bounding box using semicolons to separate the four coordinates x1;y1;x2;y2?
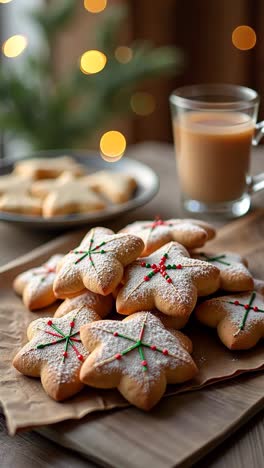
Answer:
0;232;264;435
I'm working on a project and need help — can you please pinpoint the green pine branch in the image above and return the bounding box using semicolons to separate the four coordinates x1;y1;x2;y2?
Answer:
0;3;184;150
31;0;76;40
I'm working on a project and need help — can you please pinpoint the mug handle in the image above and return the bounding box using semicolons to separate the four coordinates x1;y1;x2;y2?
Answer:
249;121;264;194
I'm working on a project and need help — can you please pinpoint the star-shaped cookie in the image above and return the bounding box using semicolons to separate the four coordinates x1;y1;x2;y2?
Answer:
0;193;42;216
80;312;198;410
54;227;144;297
42;177;105;217
196;281;264;349
0;173;32;196
54;289;113;319
14;155;85;179
192;251;253;292
86;171;137;203
31;172;74;199
116;241;220;325
120;217;216;256
13;254;63;310
13;306;100;400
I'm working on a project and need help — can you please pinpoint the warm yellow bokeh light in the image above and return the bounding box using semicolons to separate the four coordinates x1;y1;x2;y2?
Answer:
232;25;256;50
115;46;133;64
0;0;13;3
80;50;107;74
84;0;107;13
100;131;126;162
130;92;156;116
2;35;27;58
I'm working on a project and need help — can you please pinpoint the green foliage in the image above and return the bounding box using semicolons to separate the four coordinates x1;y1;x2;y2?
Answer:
31;0;76;41
0;2;183;150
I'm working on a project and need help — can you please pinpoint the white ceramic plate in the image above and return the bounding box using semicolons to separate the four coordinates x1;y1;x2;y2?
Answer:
0;150;159;229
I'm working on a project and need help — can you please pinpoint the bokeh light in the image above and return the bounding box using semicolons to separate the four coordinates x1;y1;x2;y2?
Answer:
100;131;126;162
84;0;107;13
115;46;133;64
80;50;107;74
0;0;13;3
2;35;27;58
130;92;156;116
232;26;256;50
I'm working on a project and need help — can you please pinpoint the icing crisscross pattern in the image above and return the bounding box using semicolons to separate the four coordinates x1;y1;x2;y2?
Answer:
117;242;219;315
122;217;213;254
218;291;264;336
16;254;63;299
54;227;143;294
18;307;97;384
83;313;194;385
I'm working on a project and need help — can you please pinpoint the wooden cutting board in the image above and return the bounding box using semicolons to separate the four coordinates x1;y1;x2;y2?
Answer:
35;210;264;468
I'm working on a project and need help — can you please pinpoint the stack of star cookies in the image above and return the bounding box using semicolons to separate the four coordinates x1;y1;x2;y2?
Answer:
13;218;262;410
0;156;137;217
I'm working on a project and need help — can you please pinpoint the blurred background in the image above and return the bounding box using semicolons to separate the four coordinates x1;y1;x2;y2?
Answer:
0;0;262;157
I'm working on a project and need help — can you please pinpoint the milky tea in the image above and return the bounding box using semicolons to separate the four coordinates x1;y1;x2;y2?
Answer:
174;111;254;204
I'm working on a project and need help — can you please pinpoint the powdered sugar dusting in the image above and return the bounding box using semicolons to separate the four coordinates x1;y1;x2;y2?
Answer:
54;227;143;295
121;218;214;255
17;307;97;384
117;242;219;317
15;254;63;297
213;291;264;334
82;312;194;387
193;251;252;277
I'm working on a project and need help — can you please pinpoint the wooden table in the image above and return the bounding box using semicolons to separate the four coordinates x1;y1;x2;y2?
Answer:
1;142;264;467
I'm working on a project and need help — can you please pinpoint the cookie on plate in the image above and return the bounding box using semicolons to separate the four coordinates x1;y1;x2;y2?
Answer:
13;254;63;310
120;217;215;256
192;251;253;292
53;227;144;297
80;312;198;410
86;171;137;203
42;177;106;217
30;172;74;200
0;193;42;216
0;173;32;196
116;241;220;327
195;280;264;350
54;289;113;319
13;306;100;400
14;156;85;180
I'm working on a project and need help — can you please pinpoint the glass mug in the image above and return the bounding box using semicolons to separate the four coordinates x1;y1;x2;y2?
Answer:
170;84;264;218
